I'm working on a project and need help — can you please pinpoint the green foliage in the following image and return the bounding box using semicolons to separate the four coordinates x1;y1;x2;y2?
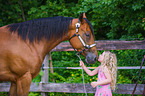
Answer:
51;72;66;82
1;0;145;40
29;92;41;96
0;92;8;96
117;74;132;84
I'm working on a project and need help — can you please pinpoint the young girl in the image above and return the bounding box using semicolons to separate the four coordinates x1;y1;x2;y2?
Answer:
80;51;117;96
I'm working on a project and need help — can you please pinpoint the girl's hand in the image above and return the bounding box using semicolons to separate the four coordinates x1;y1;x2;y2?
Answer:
91;82;98;88
79;60;84;67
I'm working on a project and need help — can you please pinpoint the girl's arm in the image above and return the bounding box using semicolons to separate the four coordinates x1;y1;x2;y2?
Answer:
91;66;112;88
80;60;99;76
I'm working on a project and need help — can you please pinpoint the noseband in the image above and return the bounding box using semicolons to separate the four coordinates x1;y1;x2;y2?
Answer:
69;19;96;55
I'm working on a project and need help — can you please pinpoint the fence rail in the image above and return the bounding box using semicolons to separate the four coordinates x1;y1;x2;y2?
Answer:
0;83;144;95
52;40;145;51
42;66;145;70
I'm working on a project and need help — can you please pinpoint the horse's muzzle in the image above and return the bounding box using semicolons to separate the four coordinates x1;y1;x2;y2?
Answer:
86;52;97;64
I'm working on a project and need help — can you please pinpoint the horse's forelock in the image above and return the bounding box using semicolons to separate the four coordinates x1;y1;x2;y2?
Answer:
84;18;94;36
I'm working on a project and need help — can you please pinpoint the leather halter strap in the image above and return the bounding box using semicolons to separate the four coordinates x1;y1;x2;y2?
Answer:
69;19;96;55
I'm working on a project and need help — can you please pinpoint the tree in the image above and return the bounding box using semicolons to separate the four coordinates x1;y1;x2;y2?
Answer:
1;0;145;40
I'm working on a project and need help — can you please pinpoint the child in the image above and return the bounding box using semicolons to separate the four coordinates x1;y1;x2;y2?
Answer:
80;51;117;96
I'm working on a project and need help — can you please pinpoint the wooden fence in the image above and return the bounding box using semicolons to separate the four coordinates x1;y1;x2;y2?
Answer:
51;40;145;51
0;83;144;94
0;40;145;95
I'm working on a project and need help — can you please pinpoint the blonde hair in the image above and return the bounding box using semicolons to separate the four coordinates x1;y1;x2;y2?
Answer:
100;51;117;91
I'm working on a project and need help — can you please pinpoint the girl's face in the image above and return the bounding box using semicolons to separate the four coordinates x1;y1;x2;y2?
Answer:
98;52;105;63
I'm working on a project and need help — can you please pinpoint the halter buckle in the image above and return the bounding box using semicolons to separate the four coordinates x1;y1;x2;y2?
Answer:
85;45;90;49
75;23;80;28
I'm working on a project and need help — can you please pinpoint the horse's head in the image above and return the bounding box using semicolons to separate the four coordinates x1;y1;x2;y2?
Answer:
68;13;98;64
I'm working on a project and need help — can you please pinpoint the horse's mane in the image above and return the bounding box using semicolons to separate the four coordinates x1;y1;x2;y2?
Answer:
7;16;94;42
7;16;73;42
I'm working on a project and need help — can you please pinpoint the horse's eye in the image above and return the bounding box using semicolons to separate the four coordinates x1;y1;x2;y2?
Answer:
85;33;90;37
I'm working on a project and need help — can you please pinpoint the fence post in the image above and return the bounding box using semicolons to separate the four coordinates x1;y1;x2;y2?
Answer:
49;52;55;82
41;54;49;96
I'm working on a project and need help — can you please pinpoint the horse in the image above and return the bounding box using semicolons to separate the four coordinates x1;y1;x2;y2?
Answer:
0;13;98;96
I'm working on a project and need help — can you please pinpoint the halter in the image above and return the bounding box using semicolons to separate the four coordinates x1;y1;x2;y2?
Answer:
69;19;96;55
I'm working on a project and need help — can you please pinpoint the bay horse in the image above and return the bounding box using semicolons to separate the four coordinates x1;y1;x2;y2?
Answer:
0;13;98;96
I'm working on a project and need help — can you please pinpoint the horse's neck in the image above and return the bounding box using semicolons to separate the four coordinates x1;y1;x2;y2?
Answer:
34;34;68;61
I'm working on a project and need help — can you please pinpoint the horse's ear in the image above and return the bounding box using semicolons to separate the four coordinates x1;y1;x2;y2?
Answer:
83;12;87;18
79;12;86;24
79;13;83;23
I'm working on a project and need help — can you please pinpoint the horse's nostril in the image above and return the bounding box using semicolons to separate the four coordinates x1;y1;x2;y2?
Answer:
94;57;97;61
